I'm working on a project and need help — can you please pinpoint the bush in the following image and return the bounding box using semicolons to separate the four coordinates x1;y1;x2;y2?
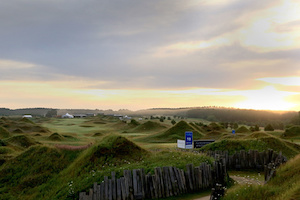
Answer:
264;124;274;131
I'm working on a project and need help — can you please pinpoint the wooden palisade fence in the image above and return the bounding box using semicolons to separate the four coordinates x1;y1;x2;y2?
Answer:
79;159;227;200
205;149;287;171
79;149;287;200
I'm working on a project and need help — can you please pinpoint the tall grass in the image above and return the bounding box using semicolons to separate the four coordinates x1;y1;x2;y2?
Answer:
222;154;300;200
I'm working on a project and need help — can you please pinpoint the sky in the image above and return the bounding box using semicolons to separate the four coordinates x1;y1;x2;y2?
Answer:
1;0;300;111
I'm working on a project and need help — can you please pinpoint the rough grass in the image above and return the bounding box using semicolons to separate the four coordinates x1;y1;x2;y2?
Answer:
4;135;39;148
0;145;82;199
0;126;10;139
222;154;300;200
11;134;213;200
281;125;300;138
138;121;204;143
48;133;64;141
131;121;166;132
200;135;300;159
236;126;250;133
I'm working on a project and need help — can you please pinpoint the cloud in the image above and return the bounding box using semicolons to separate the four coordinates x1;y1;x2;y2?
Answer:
258;77;300;86
0;59;36;69
0;0;300;110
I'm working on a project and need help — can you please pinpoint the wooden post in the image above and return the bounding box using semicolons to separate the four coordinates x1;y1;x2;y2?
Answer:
117;179;121;200
112;172;117;200
154;167;163;198
120;177;127;200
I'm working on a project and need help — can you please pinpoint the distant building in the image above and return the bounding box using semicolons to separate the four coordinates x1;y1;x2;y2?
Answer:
119;115;132;121
22;114;32;118
86;113;96;117
73;114;87;118
62;113;74;118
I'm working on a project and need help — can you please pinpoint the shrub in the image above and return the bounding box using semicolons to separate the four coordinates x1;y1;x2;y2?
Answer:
264;124;274;131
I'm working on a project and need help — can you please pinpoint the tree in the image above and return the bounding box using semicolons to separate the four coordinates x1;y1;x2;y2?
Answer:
264;124;274;131
171;119;176;125
233;123;239;130
45;109;57;118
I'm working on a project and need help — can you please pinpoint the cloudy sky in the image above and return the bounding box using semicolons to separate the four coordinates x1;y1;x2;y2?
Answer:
1;0;300;111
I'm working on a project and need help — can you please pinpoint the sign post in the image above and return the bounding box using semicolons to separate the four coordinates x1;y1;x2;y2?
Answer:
185;131;193;149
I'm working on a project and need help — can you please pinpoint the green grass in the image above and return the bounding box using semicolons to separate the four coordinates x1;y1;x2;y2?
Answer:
0;134;214;200
200;132;300;159
0;145;82;200
222;154;300;200
2;116;300;200
137;121;204;143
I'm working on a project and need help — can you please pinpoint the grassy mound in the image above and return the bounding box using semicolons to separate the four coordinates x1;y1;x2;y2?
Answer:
36;135;213;200
86;134;148;164
200;136;300;159
236;126;250;133
20;117;35;124
12;128;24;134
5;135;39;148
132;121;166;132
0;146;15;155
204;130;223;138
223;154;300;200
139;121;204;143
245;132;272;139
93;132;103;137
0;126;10;139
0;145;80;198
48;133;64;141
0;139;6;146
281;125;300;138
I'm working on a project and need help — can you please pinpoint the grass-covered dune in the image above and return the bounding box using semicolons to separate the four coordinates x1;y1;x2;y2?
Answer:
0;145;81;200
281;125;300;139
0;126;10;139
4;134;40;148
131;121;167;133
222;153;300;200
200;132;300;159
137;121;204;143
0;117;49;136
0;134;213;200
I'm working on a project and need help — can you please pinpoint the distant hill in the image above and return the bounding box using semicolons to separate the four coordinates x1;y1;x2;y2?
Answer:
1;107;298;128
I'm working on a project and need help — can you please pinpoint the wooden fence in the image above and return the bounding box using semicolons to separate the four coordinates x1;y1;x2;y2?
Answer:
205;149;287;171
79;149;287;200
79;159;227;200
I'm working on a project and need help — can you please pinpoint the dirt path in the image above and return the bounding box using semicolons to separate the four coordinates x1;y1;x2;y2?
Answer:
194;196;210;200
194;174;263;200
231;175;263;185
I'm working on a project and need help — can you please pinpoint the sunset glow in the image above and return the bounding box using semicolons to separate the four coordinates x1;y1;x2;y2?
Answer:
0;0;299;111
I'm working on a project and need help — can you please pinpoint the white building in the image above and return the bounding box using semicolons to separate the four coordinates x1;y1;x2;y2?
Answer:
22;115;32;118
62;113;74;118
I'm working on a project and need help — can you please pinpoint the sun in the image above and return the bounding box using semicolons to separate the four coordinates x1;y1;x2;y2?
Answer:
234;86;296;111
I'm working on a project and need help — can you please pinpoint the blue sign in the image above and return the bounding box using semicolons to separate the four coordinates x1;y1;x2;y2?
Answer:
232;130;236;134
185;131;193;149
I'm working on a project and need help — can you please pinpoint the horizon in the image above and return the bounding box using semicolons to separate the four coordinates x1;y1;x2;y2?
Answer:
1;106;297;113
1;0;300;111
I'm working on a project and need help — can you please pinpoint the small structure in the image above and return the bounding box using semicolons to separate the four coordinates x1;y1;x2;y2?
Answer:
194;140;215;148
62;113;74;118
73;114;87;118
22;114;32;118
119;115;132;121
